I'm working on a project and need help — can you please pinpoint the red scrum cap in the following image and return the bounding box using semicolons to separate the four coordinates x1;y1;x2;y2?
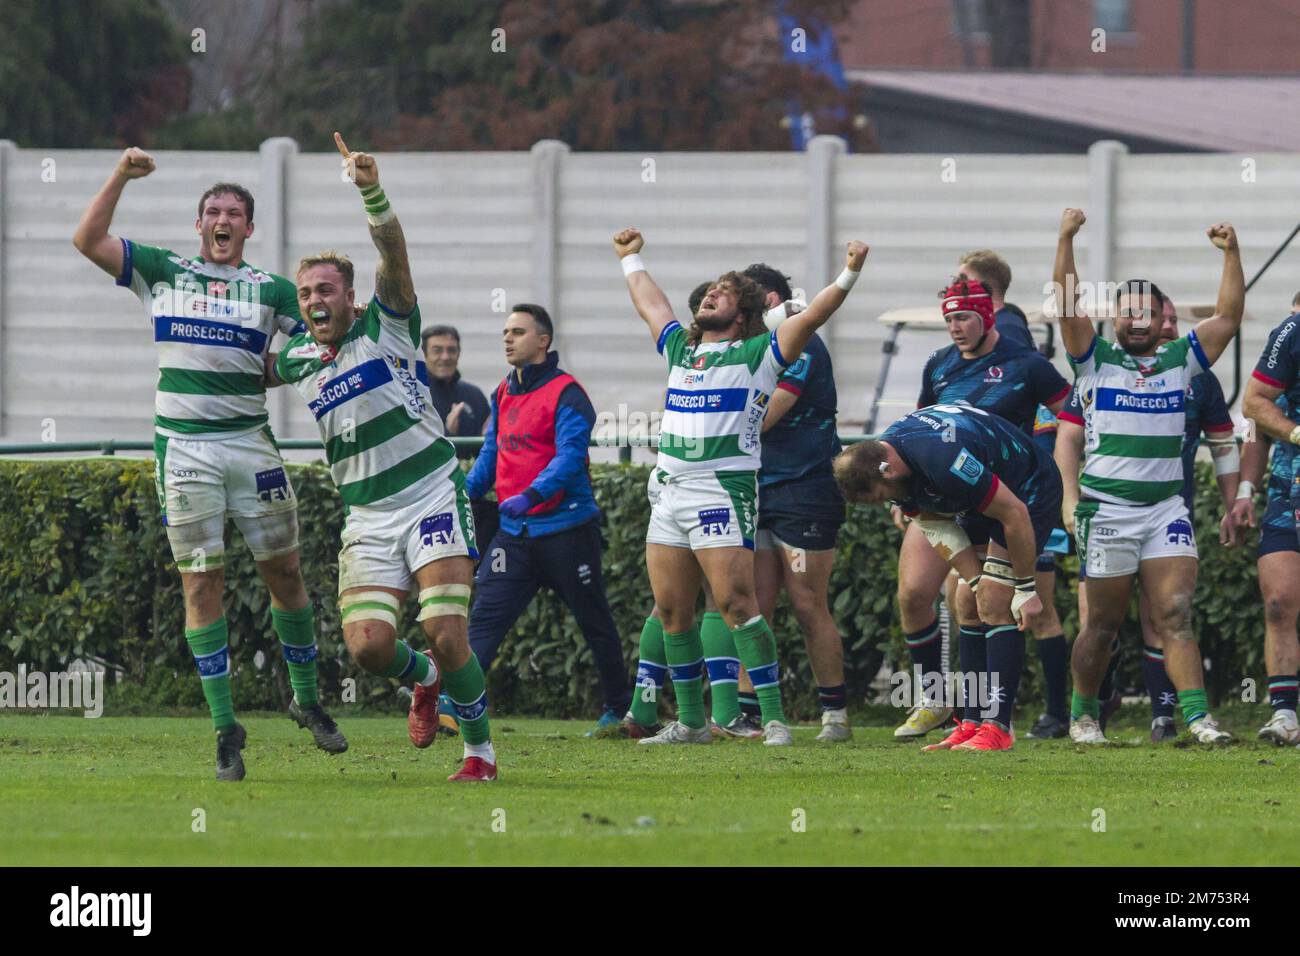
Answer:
940;278;995;331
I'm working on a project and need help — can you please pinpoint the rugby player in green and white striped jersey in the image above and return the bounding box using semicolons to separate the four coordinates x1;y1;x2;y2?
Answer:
611;227;868;746
267;134;496;782
1052;207;1244;745
73;147;346;782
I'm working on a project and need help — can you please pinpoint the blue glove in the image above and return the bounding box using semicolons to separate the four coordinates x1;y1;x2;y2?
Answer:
499;493;533;518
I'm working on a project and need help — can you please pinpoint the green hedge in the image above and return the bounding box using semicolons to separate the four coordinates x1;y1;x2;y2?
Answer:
0;457;1263;717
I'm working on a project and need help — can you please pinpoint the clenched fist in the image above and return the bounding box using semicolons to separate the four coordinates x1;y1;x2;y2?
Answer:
1207;222;1238;252
335;132;378;188
1060;207;1086;238
845;240;869;271
612;228;644;259
116;147;155;180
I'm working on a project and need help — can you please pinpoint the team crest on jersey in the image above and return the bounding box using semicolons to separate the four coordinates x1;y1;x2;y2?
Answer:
208;281;227;297
950;448;985;485
691;354;708;370
983;365;1004;383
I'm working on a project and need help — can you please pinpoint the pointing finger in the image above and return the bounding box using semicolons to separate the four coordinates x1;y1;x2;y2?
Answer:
333;131;351;159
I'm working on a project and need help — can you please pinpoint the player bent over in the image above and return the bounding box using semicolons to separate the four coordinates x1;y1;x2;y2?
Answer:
74;147;345;782
1054;207;1243;745
614;227;868;745
835;403;1059;751
267;135;496;781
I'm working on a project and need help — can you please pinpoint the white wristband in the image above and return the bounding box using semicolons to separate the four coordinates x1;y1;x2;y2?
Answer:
621;254;646;277
1236;479;1254;500
834;267;860;291
1290;425;1300;446
366;208;396;227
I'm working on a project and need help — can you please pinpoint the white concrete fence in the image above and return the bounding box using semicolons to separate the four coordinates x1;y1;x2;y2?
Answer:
1;137;1297;445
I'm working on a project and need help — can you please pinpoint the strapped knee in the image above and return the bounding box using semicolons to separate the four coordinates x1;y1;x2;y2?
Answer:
981;555;1015;587
416;584;471;620
238;509;300;561
340;590;401;629
168;513;226;573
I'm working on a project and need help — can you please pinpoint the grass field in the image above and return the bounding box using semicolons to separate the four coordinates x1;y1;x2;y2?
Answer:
3;709;1297;866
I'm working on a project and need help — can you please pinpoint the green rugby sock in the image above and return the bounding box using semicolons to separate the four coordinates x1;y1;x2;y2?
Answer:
732;616;786;725
271;604;319;706
1071;691;1100;720
444;656;491;745
701;612;741;726
378;641;434;685
186;617;236;732
664;625;706;729
1178;688;1209;726
630;616;666;726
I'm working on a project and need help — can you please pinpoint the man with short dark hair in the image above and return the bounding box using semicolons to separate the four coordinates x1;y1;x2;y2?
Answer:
465;304;632;729
420;324;491;445
73;146;347;782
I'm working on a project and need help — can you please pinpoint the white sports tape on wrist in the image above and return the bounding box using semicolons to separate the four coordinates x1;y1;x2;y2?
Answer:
834;267;860;291
1236;479;1255;500
366;208;396;227
763;303;790;331
621;254;646;277
1290;425;1300;446
1011;588;1036;622
912;517;971;562
340;590;401;629
416;584;472;621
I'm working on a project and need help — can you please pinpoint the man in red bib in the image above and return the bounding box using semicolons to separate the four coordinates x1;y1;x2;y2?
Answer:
465;304;631;729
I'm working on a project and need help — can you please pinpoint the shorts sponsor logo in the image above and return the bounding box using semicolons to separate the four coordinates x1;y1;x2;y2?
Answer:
950;448;985;485
1094;526;1117;537
1166;518;1193;546
255;467;290;503
420;512;456;547
699;507;731;536
170;468;198;478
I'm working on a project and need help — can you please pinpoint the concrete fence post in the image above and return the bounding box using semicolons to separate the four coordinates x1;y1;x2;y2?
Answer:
1087;139;1128;302
0;140;15;436
259;137;298;438
531;140;569;322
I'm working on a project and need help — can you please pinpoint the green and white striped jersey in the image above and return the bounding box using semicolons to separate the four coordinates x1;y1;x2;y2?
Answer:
1070;331;1210;505
117;241;302;439
275;299;457;509
656;321;790;477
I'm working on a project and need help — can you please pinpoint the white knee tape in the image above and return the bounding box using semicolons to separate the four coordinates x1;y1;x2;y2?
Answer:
340;590;401;629
982;555;1015;587
167;513;226;572
416;584;471;621
237;508;300;561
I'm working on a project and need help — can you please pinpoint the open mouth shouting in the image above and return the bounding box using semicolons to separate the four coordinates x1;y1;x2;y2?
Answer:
212;225;232;256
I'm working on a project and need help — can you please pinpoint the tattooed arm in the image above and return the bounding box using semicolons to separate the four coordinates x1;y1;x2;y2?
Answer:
335;131;416;314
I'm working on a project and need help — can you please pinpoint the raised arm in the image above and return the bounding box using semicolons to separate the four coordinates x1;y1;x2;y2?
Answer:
1190;223;1245;367
776;240;868;361
336;131;415;314
612;228;676;343
72;147;156;277
1053;207;1095;360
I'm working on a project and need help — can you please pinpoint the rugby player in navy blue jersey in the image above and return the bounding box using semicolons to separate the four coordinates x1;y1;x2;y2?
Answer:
1057;293;1241;742
1239;293;1300;745
836;403;1063;751
892;278;1070;739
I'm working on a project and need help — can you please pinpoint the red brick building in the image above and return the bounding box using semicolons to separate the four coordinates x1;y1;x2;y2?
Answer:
837;0;1300;74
